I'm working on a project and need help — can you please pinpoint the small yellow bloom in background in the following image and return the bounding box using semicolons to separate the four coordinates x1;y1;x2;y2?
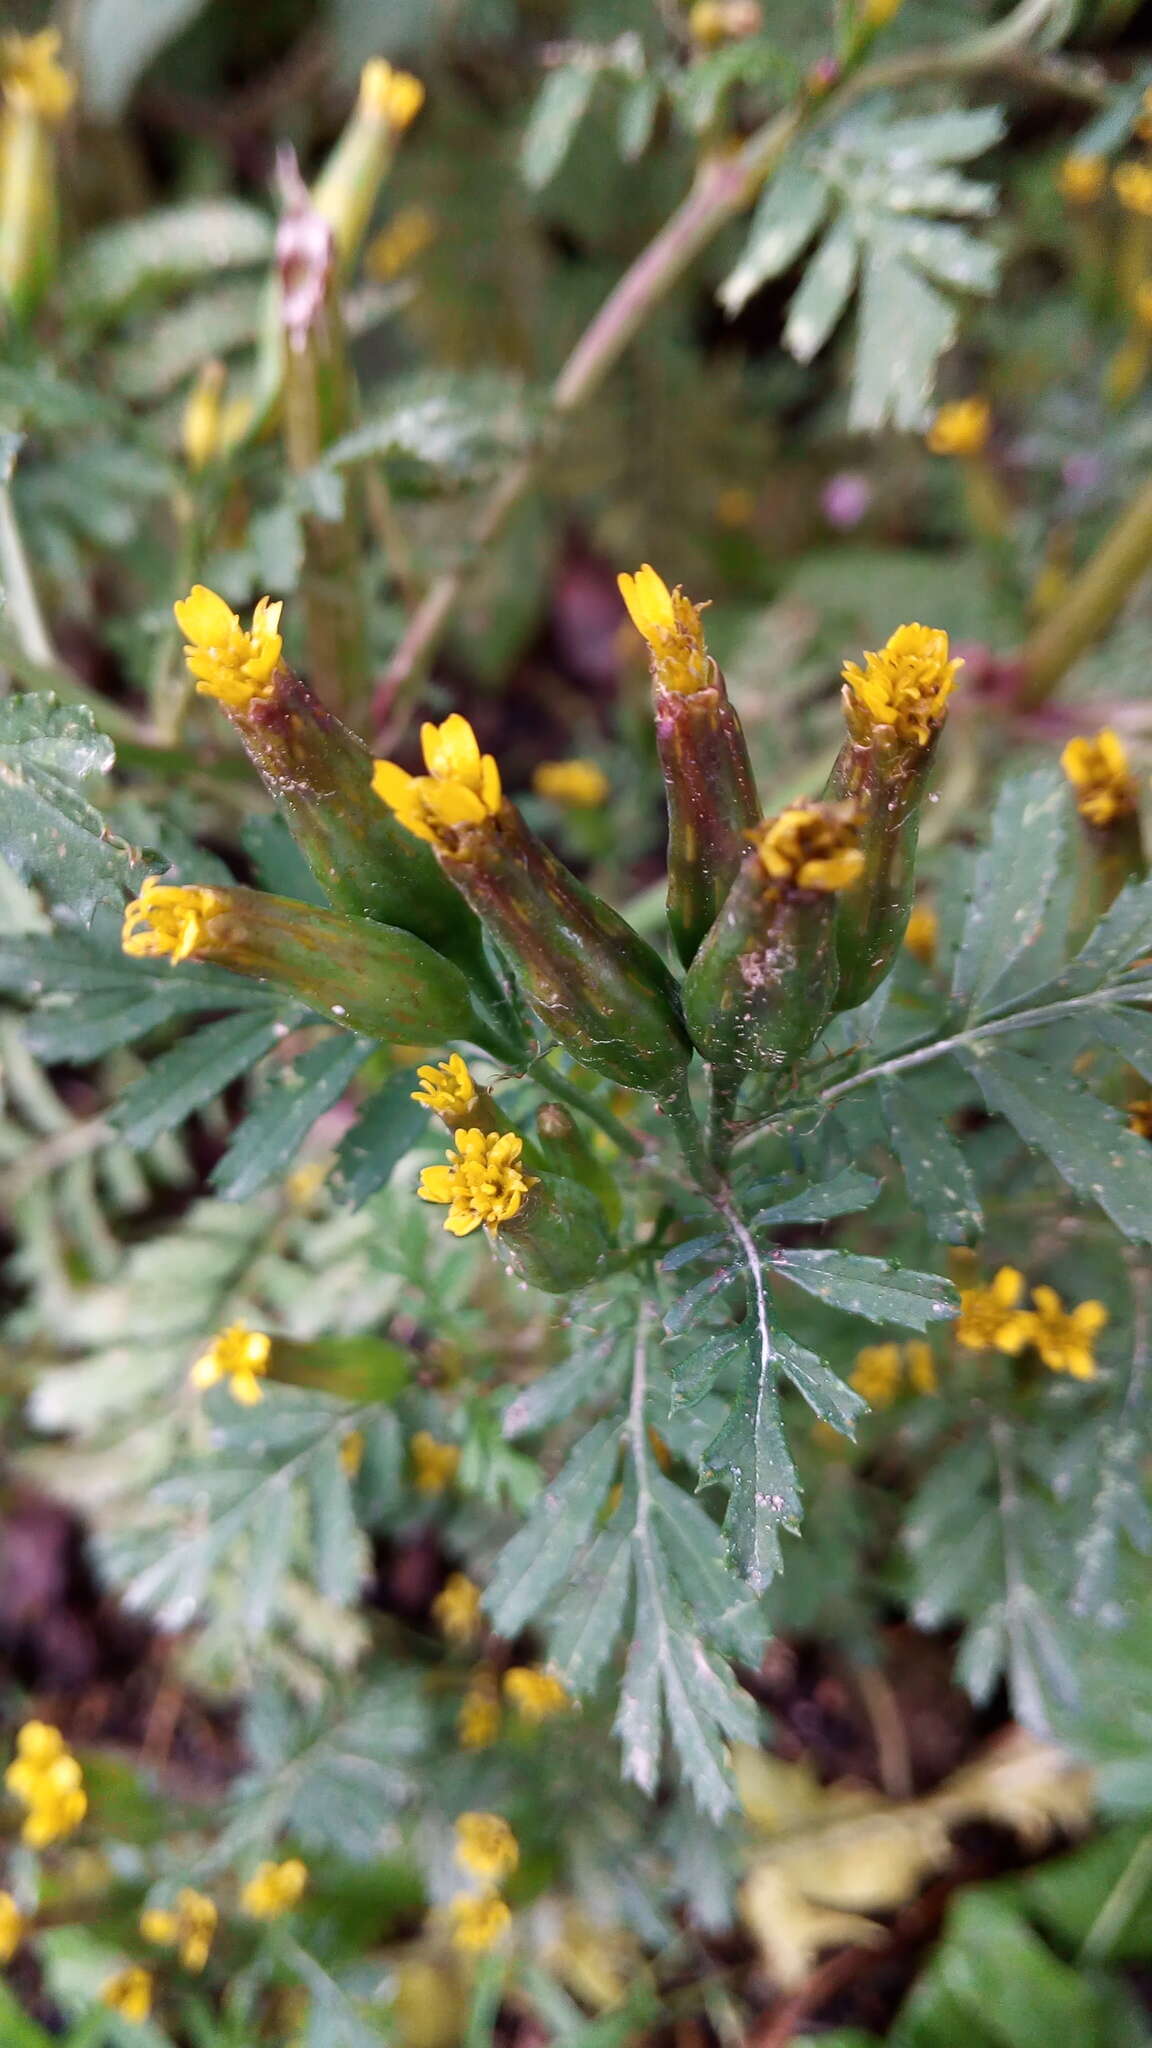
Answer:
448;1891;512;1953
689;1;763;46
5;1722;87;1847
285;1159;329;1210
849;1343;903;1408
842;623;961;748
1058;154;1107;206
190;1322;271;1406
121;877;229;966
716;484;757;527
863;0;905;24
100;1967;153;2022
904;902;938;965
1028;1286;1108;1380
366;204;437;280
339;1431;365;1479
955;1267;1035;1355
411;1431;461;1495
419;1129;536;1237
1115;162;1152;216
1128;1099;1152;1139
412;1054;479;1119
140;1888;217;1973
433;1572;483;1645
181;360;227;472
458;1671;501;1749
454;1812;520;1884
0;28;76;121
373;715;502;851
503;1666;570;1724
240;1858;308;1920
358;57;425;131
756;804;864;894
926;397;991;458
617;563;712;694
173;584;284;709
905;1341;937;1395
532;759;611;809
0;1891;25;1962
1060;729;1139;827
1135;282;1152;333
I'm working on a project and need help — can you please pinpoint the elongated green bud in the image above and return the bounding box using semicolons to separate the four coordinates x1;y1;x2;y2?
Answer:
683;802;863;1073
826;622;960;1011
371;715;692;1096
536;1101;621;1229
121;880;506;1053
618;564;761;966
0;31;74;320
1061;727;1148;947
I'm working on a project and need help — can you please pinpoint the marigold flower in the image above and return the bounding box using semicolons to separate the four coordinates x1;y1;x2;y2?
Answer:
0;29;75;121
358;57;425;131
1060;729;1139;827
1027;1286;1107;1380
100;1968;153;2021
413;1054;479;1120
904;902;938;964
411;1431;461;1495
755;803;864;893
366;204;437;279
419;1128;536;1237
140;1889;217;1973
532;759;611;809
432;1572;483;1644
173;584;284;708
240;1858;308;1920
181;361;227;472
447;1891;512;1953
849;1343;903;1408
617;563;711;694
503;1666;569;1723
1115;161;1152;216
954;1267;1034;1355
1058;154;1107;206
841;623;961;748
458;1671;501;1749
926;397;991;458
1128;1099;1152;1139
5;1722;87;1847
190;1322;271;1406
121;877;229;965
372;715;503;851
454;1812;520;1884
0;1892;25;1963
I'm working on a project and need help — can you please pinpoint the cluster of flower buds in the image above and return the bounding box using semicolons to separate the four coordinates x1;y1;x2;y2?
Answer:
123;568;957;1288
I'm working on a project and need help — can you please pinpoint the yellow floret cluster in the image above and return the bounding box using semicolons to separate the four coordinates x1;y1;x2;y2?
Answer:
373;715;503;851
4;1722;86;1848
841;623;961;748
419;1128;536;1235
755;803;864;894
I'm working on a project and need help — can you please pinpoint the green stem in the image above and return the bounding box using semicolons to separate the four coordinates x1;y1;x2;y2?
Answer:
705;1063;742;1173
525;1056;645;1158
1015;468;1152;708
661;1071;719;1192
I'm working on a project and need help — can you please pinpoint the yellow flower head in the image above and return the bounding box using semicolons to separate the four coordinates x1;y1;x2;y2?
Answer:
1060;729;1139;827
419;1129;536;1237
926;397;991;458
454;1812;520;1884
905;1340;937;1395
140;1889;218;1973
849;1343;903;1409
503;1666;570;1724
366;204;437;280
447;1891;512;1953
955;1267;1034;1355
0;1892;25;1964
372;715;503;852
358;57;425;131
181;361;227;473
240;1859;308;1921
458;1670;501;1749
688;1;763;46
100;1968;153;2022
5;1722;87;1847
532;759;611;809
754;803;864;893
412;1054;479;1120
190;1322;271;1406
904;902;938;965
617;564;711;694
863;0;905;24
1058;154;1107;206
173;584;284;709
1115;161;1152;216
1028;1286;1107;1380
121;877;230;966
0;29;75;121
411;1430;461;1495
842;623;961;747
1128;1098;1152;1139
433;1572;483;1645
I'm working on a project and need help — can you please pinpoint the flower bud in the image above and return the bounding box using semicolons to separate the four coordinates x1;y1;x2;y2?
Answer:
535;1101;621;1229
682;801;863;1073
181;360;227;472
1061;728;1147;943
826;623;960;1010
0;31;75;320
121;879;506;1053
412;1054;506;1135
311;59;425;271
618;564;760;966
372;716;692;1096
